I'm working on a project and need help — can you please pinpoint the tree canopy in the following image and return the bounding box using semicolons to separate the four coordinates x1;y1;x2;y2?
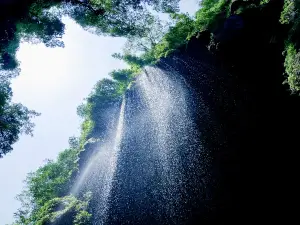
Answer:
0;0;180;71
281;0;300;92
0;81;40;157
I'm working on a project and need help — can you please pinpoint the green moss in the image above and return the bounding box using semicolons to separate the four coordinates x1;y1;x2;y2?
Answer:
34;193;92;225
284;43;300;92
281;1;293;24
194;0;229;32
280;0;300;92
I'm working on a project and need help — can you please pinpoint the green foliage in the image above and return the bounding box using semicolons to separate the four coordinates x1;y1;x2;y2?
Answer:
68;136;80;150
150;13;196;59
113;0;229;65
283;0;300;48
284;43;300;92
37;193;91;225
16;16;65;48
14;193;92;225
67;4;150;37
76;101;94;147
25;148;79;207
281;0;300;92
79;117;95;148
13;141;85;224
113;53;151;70
124;16;172;53
110;68;137;92
260;0;270;4
110;69;134;82
0;81;40;157
1;36;21;70
194;0;230;32
113;13;197;66
76;75;134;148
280;0;296;25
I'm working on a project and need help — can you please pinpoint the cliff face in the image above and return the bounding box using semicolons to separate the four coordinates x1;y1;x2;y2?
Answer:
165;4;297;223
80;37;295;225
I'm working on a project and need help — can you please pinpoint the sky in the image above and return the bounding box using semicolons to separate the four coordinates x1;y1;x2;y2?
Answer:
0;1;199;224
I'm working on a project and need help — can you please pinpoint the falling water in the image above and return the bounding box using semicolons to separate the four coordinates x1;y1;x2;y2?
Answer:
106;66;211;225
72;97;126;225
71;60;215;225
139;67;194;219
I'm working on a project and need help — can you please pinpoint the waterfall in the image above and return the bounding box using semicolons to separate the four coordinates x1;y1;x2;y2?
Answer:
72;97;126;225
106;67;210;225
138;67;196;220
72;64;214;225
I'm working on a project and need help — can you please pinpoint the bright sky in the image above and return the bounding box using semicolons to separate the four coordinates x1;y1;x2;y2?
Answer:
0;1;199;224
